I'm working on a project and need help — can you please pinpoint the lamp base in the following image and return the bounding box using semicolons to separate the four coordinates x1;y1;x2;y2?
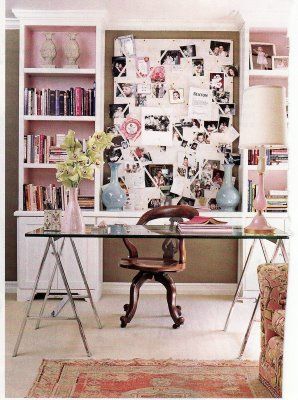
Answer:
244;211;276;234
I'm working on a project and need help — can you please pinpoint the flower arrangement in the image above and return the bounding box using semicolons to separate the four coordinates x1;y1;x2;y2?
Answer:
56;129;113;188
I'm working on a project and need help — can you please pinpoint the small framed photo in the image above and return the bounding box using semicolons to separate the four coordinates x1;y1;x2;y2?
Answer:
250;42;276;70
218;116;230;133
272;56;289;70
112;56;126;77
180;45;196;58
169;88;184;104
210;73;224;90
118;34;136;57
136;57;150;78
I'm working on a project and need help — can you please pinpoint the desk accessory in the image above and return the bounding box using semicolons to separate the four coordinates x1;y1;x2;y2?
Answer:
216;163;240;211
240;85;287;233
43;202;61;231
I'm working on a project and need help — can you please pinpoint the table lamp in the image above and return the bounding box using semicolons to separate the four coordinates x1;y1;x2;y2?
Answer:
240;85;287;234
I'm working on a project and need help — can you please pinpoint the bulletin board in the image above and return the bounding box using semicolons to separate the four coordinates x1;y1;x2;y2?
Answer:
104;31;240;211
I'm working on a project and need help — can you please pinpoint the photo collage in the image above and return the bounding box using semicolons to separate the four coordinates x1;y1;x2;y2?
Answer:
106;36;240;211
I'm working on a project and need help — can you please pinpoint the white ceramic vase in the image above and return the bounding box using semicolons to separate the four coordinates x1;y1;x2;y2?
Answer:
64;32;80;68
40;32;56;68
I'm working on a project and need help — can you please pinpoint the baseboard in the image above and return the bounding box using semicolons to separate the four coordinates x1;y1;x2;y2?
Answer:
5;281;17;293
103;282;236;295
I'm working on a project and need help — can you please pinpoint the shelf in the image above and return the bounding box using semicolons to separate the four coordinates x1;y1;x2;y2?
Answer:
249;69;288;78
247;164;288;171
24;116;96;121
23;163;57;169
24;68;96;76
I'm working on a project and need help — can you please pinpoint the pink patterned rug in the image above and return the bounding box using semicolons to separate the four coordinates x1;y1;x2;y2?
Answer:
27;359;271;398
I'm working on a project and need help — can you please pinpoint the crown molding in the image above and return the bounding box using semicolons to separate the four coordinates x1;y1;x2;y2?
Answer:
12;9;107;26
5;18;20;29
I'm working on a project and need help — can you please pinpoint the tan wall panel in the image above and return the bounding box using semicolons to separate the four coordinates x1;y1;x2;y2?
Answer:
103;30;239;284
5;30;19;281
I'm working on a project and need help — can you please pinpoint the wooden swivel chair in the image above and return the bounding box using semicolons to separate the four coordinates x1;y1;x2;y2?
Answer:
119;205;199;329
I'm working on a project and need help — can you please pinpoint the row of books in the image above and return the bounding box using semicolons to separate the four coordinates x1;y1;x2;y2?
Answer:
177;216;233;234
23;184;66;211
248;149;288;165
24;87;96;116
247;181;287;212
24;134;68;164
23;184;95;211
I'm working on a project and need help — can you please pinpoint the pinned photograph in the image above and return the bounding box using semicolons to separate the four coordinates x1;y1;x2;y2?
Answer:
212;169;224;188
169;88;184;104
207;198;218;210
134;147;152;162
150;66;166;82
152;82;167;98
192;59;204;76
145;164;173;189
212;88;230;103
218;103;235;117
136;57;150;77
180;45;196;58
272;56;289;70
144;114;170;132
148;198;162;208
177;197;195;207
210;72;224;89
160;50;181;65
209;40;231;57
109;104;129;119
204;121;218;134
142;108;172;146
118;34;136;57
112;56;126;77
250;42;276;70
222;65;239;77
218;116;230;133
224;150;241;165
116;83;136;98
190;179;204;199
135;94;147;107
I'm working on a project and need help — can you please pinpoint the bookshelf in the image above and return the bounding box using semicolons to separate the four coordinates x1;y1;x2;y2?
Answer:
241;27;288;216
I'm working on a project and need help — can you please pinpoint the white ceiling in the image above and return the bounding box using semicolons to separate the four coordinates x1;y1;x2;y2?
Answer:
5;0;293;28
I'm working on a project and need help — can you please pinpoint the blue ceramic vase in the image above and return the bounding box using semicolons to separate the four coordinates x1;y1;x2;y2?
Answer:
216;164;240;211
102;163;126;211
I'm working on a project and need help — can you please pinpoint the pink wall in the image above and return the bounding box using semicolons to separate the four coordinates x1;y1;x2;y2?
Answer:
248;170;287;193
249;30;289;56
25;27;96;68
25;120;96;139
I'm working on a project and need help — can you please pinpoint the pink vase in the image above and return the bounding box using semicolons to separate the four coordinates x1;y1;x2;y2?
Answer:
61;187;85;233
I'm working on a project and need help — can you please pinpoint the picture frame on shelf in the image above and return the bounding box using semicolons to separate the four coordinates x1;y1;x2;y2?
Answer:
249;42;276;70
272;56;289;70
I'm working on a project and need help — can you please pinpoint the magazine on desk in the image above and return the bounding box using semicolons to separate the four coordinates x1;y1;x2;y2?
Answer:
178;215;233;233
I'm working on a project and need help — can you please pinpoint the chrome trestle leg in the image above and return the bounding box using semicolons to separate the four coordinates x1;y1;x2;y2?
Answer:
70;238;102;329
49;237;92;357
13;238;51;357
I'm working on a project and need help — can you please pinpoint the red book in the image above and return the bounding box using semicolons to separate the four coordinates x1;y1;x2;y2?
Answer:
36;90;41;115
75;87;83;116
180;216;227;225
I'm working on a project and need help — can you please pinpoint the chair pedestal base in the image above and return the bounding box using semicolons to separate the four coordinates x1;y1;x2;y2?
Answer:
120;271;184;329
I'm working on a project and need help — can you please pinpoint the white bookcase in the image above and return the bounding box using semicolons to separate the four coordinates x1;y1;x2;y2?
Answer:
13;9;289;301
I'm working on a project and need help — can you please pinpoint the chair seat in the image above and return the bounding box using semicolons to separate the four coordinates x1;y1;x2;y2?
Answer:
119;257;186;273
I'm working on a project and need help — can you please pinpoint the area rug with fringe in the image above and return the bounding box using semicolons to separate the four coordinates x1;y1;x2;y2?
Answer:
27;359;272;398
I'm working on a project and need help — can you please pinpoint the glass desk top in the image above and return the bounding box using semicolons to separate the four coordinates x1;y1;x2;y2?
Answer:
26;225;290;240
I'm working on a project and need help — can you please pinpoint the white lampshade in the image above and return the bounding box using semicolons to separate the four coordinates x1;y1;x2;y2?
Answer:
239;85;287;149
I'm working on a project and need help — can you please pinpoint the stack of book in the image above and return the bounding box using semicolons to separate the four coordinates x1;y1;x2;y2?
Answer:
48;147;67;163
23;184;67;211
269;149;288;164
24;87;96;116
24;134;53;164
247;180;257;212
266;190;288;213
178;216;233;234
248;148;288;165
78;196;95;209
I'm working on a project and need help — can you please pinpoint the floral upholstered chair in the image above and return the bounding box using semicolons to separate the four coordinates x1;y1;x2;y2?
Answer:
257;263;288;398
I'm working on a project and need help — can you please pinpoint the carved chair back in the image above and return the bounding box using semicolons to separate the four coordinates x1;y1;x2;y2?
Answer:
123;205;199;264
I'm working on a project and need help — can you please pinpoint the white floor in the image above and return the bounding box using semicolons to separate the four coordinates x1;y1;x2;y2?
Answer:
5;293;260;398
